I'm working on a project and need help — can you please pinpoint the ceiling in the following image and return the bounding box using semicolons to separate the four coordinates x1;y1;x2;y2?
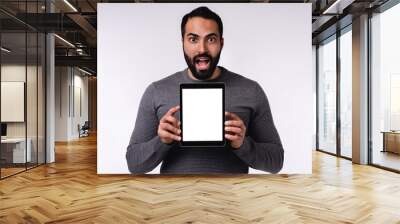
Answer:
0;0;392;75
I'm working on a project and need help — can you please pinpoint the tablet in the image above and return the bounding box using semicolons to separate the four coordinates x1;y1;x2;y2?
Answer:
180;83;225;147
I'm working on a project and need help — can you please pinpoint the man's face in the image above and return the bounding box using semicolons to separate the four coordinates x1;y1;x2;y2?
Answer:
183;17;224;80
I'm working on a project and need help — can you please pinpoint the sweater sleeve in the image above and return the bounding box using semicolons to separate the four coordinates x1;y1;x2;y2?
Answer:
126;83;174;174
232;83;284;173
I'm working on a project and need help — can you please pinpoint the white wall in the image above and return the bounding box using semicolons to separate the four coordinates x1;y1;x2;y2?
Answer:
55;67;89;141
72;72;89;138
98;3;313;174
55;66;69;141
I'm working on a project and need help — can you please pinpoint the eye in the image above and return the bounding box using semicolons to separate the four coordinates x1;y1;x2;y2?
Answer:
188;37;197;43
208;37;217;43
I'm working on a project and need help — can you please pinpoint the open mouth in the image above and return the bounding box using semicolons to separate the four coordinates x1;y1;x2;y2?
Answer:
194;57;210;70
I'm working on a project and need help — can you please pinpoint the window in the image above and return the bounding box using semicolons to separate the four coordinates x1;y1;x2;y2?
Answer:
0;1;47;179
339;28;352;158
318;36;337;154
370;3;400;171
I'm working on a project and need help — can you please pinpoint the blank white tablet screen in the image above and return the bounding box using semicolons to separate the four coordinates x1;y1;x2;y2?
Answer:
182;88;223;141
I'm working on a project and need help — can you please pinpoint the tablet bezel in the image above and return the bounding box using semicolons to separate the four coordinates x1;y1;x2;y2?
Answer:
180;83;225;147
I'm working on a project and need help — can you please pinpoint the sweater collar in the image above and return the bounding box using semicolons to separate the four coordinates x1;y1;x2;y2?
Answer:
182;66;229;83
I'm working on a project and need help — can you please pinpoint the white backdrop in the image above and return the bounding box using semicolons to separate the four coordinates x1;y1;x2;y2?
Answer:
98;3;313;174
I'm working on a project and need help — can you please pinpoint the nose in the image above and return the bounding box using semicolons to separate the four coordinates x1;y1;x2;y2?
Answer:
198;40;208;54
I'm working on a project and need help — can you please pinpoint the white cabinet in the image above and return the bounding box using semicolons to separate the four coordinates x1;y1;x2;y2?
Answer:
1;138;32;163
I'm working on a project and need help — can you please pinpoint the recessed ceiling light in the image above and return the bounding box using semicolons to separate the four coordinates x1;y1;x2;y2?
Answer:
1;47;11;53
322;0;354;15
54;34;75;48
63;0;78;12
78;67;93;76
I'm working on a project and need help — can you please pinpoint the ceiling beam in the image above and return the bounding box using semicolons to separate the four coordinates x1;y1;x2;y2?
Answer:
67;13;97;46
55;55;96;70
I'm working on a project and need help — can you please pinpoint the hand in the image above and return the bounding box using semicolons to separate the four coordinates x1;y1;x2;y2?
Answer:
158;105;181;144
225;112;246;149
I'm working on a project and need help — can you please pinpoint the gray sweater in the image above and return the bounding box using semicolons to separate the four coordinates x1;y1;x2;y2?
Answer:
126;67;284;174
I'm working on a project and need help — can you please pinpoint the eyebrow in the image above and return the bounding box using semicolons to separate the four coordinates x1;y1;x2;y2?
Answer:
186;33;219;38
186;33;199;38
206;33;218;38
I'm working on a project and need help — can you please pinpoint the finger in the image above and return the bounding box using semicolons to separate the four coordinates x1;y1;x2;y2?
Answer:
160;123;181;135
225;120;243;128
163;115;179;127
161;106;180;123
166;105;180;116
159;129;181;141
225;134;241;141
224;126;242;135
225;111;241;120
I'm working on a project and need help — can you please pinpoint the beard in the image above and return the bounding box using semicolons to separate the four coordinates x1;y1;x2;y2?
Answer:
184;51;221;80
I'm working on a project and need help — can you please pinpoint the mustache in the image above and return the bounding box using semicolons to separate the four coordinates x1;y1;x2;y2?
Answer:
193;53;211;62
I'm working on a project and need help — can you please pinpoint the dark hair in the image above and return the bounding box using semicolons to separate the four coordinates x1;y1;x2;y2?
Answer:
181;6;223;39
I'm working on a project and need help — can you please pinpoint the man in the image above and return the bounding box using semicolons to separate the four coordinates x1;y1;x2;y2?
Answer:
126;6;284;174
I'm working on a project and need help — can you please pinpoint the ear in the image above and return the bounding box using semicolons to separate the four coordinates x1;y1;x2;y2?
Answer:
221;37;224;49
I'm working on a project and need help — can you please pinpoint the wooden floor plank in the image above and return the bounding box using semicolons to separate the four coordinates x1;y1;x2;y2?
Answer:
1;134;400;223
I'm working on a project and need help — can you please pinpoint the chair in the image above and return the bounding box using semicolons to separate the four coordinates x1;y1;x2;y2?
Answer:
79;121;90;138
